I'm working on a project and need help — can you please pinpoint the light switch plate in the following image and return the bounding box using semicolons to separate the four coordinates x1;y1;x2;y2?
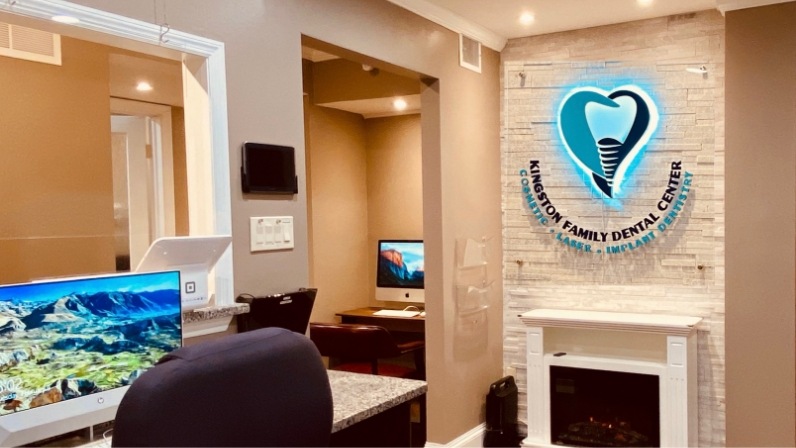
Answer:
250;216;294;252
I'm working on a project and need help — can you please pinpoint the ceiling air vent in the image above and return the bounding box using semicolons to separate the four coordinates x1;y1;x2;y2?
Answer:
0;22;61;66
459;33;481;74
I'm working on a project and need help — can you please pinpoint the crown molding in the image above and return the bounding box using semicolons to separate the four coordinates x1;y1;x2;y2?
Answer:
2;0;223;56
716;0;795;14
386;0;507;51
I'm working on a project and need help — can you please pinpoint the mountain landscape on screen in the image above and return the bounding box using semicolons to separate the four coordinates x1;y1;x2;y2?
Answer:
378;248;424;287
0;280;181;416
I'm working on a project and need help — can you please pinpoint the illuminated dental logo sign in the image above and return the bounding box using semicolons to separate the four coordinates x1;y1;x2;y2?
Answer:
558;85;659;198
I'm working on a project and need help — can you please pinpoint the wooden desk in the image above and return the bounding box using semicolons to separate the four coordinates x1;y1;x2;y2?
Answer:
336;307;425;335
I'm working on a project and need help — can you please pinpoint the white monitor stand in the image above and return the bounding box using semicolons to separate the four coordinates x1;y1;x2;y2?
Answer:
135;236;232;310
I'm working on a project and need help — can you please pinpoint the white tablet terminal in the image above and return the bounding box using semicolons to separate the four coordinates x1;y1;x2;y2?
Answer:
135;236;232;310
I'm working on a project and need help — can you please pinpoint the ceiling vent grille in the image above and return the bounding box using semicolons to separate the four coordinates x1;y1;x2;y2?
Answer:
0;22;61;66
459;33;481;73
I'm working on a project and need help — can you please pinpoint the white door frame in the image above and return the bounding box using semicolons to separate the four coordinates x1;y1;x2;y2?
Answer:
111;98;176;242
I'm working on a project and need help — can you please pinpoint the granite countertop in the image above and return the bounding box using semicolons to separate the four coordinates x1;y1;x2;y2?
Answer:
182;303;249;324
76;368;427;447
327;370;427;432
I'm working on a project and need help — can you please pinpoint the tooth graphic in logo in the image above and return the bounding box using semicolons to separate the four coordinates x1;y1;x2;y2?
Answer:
557;85;659;198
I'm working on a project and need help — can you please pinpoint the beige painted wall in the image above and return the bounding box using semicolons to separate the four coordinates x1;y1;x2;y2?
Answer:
366;114;424;306
424;56;503;439
306;102;371;323
68;0;503;442
725;3;796;446
0;37;115;283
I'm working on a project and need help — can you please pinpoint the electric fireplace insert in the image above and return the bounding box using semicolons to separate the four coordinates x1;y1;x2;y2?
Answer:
549;366;660;447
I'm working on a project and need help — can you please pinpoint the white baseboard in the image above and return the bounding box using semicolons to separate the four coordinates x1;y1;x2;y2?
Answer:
426;423;485;447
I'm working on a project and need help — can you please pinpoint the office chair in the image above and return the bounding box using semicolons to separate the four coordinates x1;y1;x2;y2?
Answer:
236;287;317;334
111;327;333;447
309;322;425;379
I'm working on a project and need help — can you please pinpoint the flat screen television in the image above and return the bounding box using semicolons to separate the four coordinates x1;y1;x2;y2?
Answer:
241;142;298;194
376;240;425;303
0;271;182;446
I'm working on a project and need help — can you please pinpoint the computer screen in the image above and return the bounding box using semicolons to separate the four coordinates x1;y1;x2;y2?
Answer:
0;270;182;446
376;240;425;303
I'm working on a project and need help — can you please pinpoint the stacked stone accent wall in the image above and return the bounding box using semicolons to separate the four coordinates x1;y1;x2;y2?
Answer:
501;10;725;446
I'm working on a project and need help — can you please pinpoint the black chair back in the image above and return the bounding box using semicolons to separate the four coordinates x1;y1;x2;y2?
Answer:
236;288;317;334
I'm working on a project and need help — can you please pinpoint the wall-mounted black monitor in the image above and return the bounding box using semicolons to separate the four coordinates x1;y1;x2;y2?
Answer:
241;142;298;194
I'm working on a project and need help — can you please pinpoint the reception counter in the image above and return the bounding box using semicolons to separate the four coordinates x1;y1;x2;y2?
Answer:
329;370;426;432
182;303;250;338
78;370;426;447
182;302;249;324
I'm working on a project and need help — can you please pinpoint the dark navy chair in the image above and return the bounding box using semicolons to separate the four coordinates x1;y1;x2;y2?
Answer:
111;327;333;447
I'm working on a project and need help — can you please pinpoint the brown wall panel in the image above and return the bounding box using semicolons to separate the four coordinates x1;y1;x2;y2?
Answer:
0;37;115;282
726;3;796;446
0;237;115;284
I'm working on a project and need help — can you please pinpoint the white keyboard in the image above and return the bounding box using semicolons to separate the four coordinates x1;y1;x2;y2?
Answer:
373;309;420;318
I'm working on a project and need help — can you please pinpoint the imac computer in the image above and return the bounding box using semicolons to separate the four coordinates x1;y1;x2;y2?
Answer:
0;271;183;446
136;235;232;310
376;240;425;303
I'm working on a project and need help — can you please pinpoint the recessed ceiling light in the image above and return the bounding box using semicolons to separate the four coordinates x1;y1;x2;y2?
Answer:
393;98;407;111
637;0;654;6
51;15;80;24
136;81;153;92
519;12;535;26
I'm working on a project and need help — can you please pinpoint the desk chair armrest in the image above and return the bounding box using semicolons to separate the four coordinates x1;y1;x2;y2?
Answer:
396;339;425;354
397;339;425;380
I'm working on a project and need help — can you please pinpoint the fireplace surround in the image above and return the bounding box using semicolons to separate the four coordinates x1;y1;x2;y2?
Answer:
519;309;701;447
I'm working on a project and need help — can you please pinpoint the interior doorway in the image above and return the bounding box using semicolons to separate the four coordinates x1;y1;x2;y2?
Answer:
301;39;429;446
110;99;181;270
301;37;425;323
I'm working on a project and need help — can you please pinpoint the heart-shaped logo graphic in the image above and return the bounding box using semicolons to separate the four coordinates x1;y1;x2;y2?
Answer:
557;85;659;198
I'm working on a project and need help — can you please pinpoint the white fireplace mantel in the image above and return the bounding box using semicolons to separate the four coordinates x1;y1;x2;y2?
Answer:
519;309;702;336
520;308;702;447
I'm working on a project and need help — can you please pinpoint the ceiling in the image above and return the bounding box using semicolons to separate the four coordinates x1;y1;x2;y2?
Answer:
309;0;791;118
387;0;793;50
422;0;716;39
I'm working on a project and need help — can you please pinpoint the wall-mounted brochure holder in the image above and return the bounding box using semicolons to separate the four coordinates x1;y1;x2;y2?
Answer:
454;306;488;360
457;237;489;269
454;236;493;315
455;283;492;314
